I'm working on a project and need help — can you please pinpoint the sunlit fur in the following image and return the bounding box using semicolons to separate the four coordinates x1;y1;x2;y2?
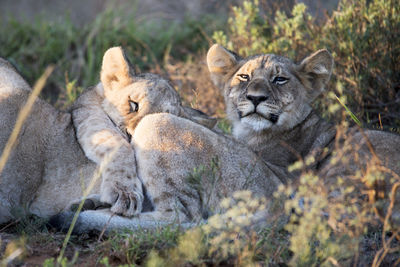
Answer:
72;47;217;217
210;52;315;138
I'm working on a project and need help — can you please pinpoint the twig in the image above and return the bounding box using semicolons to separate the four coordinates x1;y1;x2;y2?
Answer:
0;219;20;232
98;213;115;242
378;114;383;130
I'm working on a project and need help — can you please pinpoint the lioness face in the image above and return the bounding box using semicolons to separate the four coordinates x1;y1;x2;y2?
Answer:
101;47;215;135
226;55;305;132
207;44;333;134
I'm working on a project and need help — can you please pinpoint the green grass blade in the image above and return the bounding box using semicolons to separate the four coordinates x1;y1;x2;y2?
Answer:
335;94;362;127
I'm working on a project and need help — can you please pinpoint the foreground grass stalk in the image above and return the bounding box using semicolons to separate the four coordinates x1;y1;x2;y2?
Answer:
0;66;54;179
0;248;23;267
56;145;121;266
335;94;362;127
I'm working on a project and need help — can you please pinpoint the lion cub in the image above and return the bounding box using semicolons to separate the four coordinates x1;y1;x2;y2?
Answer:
72;47;216;217
0;48;216;224
207;44;400;223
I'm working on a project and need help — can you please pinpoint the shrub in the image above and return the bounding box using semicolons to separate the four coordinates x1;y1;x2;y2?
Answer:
146;191;289;266
323;0;400;129
214;0;400;129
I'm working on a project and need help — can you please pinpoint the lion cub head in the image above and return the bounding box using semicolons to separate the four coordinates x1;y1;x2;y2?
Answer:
207;44;333;136
100;47;216;135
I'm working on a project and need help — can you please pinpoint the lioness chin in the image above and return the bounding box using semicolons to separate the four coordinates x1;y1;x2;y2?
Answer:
207;44;400;224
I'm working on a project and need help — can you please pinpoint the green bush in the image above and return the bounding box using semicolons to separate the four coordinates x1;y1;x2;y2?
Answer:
146;191;289;266
323;0;400;129
214;0;400;129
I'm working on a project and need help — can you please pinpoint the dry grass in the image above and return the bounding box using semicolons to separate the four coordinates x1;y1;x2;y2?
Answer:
165;55;225;117
1;0;399;265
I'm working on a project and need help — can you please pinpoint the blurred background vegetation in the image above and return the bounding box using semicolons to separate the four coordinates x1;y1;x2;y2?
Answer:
1;0;399;265
1;0;398;130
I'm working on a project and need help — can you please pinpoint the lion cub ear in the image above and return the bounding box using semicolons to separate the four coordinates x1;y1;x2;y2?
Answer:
298;49;334;101
101;47;135;91
207;44;240;89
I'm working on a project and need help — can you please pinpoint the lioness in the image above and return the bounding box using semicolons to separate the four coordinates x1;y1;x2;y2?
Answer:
207;44;400;223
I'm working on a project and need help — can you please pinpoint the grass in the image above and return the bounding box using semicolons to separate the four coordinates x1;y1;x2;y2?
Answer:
335;94;362;127
0;7;223;110
1;0;400;266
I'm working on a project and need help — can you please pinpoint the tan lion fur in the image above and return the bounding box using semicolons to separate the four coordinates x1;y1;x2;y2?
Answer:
0;48;282;232
0;48;216;224
0;58;98;223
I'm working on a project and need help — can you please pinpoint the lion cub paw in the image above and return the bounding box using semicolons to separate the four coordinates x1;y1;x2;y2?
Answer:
100;178;144;217
67;194;111;212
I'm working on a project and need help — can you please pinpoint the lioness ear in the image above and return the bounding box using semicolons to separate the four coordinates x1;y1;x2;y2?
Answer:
207;44;240;89
298;49;334;101
101;47;135;91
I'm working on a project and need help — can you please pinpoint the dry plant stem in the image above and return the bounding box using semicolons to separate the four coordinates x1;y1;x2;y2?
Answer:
357;126;380;164
327;256;342;267
0;219;20;232
395;255;400;266
371;171;400;267
97;213;115;242
0;248;23;267
56;144;121;266
374;166;400;237
0;65;54;179
380;169;400;228
354;126;388;219
372;229;400;267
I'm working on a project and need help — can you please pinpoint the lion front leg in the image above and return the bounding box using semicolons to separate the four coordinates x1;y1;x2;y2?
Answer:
99;162;144;216
72;90;144;217
77;124;144;217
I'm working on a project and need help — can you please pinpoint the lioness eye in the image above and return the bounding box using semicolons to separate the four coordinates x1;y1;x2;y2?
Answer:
272;76;289;85
237;74;250;82
129;100;139;113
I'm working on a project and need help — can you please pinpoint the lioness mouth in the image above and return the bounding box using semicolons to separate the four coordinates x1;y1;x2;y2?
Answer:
240;111;279;124
269;114;279;124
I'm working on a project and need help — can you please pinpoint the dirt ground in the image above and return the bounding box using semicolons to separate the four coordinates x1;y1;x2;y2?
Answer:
0;230;114;266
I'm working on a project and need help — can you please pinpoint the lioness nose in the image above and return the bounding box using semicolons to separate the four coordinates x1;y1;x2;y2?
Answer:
246;94;268;106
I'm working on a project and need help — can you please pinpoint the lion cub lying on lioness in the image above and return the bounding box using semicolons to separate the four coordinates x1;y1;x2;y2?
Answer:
71;47;218;217
0;47;282;231
0;47;216;223
207;44;400;223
